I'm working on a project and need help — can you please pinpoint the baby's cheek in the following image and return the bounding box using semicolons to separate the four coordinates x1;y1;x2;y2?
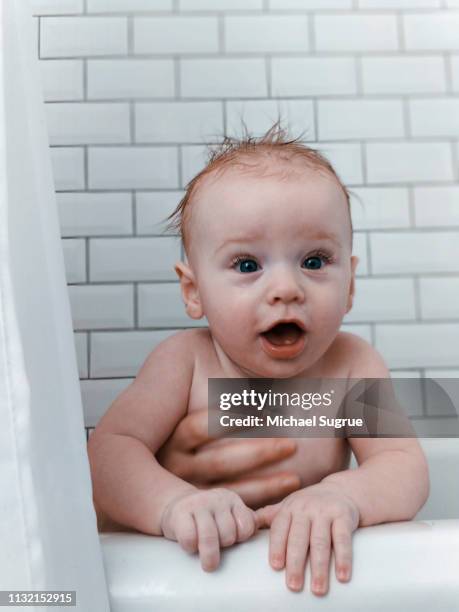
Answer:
318;286;349;323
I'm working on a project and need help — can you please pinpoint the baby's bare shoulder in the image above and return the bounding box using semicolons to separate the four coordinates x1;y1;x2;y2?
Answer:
330;331;390;378
92;329;211;444
143;328;208;361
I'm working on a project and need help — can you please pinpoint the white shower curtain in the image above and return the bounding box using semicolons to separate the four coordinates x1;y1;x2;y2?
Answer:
0;1;110;609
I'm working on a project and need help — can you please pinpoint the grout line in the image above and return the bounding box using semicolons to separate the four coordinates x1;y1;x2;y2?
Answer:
37;17;41;58
130;101;135;143
47;133;459;145
445;52;453;94
87;331;91;380
174;56;180;99
365;230;372;275
407;185;416;227
361;141;367;185
42;93;459;102
38;51;459;62
84;237;90;285
370;323;375;347
451;139;459;182
178;144;183;189
132;191;137;235
312;98;318;141
127;14;134;55
134;282;138;328
266;56;272;98
403;96;411;139
355;55;363;96
83;58;88;99
222;100;228;136
83;146;89;190
34;7;459;16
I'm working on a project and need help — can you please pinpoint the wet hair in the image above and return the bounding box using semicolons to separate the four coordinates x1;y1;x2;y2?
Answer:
166;120;353;252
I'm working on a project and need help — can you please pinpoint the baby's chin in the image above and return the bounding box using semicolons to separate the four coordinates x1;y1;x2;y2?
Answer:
233;353;314;379
248;361;311;379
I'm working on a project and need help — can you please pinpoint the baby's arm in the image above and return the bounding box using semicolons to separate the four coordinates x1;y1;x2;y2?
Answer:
320;335;430;526
87;331;257;570
256;334;429;596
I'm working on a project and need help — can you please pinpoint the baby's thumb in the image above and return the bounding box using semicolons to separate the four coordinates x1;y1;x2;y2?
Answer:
254;503;282;529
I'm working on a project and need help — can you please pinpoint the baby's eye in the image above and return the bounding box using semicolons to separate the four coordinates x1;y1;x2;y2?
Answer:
302;252;332;270
232;257;260;273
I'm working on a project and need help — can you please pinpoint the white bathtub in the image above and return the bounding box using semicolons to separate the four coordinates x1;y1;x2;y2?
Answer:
99;438;459;612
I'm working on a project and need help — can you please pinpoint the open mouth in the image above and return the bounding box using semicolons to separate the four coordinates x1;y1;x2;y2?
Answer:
260;322;306;360
261;322;304;346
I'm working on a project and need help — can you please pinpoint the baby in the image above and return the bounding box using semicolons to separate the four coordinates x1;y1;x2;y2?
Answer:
88;125;429;597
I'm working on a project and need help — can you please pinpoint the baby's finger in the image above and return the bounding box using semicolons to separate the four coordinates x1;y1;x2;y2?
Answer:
214;508;237;548
285;518;311;592
194;509;221;571
309;520;332;596
269;511;292;570
254;502;282;529
174;512;198;554
332;518;353;582
232;503;257;542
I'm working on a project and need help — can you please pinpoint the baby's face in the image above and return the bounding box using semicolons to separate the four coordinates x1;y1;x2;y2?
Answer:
180;165;358;378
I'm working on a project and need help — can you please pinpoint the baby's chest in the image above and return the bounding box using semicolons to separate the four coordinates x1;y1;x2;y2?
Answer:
187;376;351;487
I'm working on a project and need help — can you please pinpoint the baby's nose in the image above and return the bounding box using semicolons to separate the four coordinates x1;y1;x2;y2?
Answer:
266;269;305;305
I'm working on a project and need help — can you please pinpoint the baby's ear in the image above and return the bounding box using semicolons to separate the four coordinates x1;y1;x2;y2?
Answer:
345;256;359;313
175;261;204;320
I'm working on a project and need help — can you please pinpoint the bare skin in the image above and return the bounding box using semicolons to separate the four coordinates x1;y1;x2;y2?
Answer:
157;413;303;507
88;165;429;596
96;415;302;527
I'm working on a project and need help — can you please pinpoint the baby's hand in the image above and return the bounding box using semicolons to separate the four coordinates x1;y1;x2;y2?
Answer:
256;482;360;596
160;488;259;571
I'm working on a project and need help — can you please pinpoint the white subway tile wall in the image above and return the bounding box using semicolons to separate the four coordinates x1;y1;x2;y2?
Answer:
136;191;184;234
40;60;84;101
68;284;134;329
134;16;219;54
46;102;131;145
361;56;446;95
40;17;128;57
138;283;208;328
90;330;174;377
314;14;399;52
57;192;133;237
224;15;310;53
35;4;459;430
87;59;175;99
134;101;224;143
31;0;83;15
271;57;357;96
50;147;85;190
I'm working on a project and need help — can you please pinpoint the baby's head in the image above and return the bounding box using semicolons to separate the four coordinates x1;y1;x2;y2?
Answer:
168;124;359;378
